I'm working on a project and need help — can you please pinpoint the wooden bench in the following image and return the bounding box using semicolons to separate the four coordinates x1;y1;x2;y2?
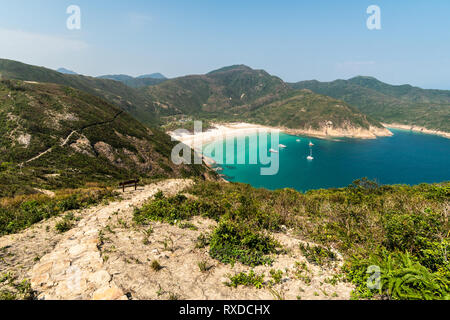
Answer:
119;179;140;192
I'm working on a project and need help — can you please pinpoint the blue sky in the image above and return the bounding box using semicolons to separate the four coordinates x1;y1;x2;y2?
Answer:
0;0;449;89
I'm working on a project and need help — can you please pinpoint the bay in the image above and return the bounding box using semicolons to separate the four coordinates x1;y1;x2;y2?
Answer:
203;129;450;192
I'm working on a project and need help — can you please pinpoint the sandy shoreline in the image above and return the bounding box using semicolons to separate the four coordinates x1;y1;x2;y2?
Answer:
168;122;393;151
169;123;281;151
382;123;450;139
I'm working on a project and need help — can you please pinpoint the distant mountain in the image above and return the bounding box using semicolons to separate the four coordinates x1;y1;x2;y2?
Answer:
97;74;167;88
0;59;160;126
0;79;209;196
4;59;436;138
143;64;291;115
291;76;450;133
57;68;78;75
137;73;167;80
143;65;389;137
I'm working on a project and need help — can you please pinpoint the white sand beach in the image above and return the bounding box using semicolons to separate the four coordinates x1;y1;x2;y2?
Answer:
169;121;394;152
169;123;281;151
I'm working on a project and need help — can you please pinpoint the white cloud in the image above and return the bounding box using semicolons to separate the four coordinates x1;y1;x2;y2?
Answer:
0;28;89;69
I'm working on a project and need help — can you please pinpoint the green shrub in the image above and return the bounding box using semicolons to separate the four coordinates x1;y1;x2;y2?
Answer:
150;260;162;271
195;233;210;249
378;252;450;300
133;193;199;225
269;269;283;284
0;188;116;235
225;270;265;289
0;273;33;300
418;239;449;272
179;222;198;230
209;219;279;266
346;250;450;300
299;243;337;266
383;209;442;254
55;220;74;233
198;260;212;272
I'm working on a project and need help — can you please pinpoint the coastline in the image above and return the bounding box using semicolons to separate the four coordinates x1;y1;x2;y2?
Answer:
168;123;281;151
281;125;393;140
382;123;450;139
168;122;393;151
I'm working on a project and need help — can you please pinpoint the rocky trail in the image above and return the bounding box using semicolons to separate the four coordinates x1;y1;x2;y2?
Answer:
21;110;124;166
1;179;354;300
1;179;192;300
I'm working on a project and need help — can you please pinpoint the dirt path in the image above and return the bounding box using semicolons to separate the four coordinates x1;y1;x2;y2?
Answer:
27;179;192;300
22;110;123;165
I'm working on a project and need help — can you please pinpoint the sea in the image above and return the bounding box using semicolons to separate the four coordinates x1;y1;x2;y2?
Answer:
202;129;450;192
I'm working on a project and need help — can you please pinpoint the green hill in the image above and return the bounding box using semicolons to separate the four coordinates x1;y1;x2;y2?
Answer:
242;90;384;132
291;77;450;132
138;73;167;80
143;65;386;135
4;60;430;137
0;80;209;197
97;74;167;88
0;59;160;126
142;64;291;116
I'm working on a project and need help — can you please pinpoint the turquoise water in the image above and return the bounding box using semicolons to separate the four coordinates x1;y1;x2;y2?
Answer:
203;129;450;192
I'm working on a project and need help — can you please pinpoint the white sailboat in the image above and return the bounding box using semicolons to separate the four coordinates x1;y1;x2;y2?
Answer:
307;145;314;160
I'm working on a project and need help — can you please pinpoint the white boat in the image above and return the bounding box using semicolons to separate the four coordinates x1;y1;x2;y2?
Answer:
309;141;314;147
296;139;301;142
269;149;279;153
307;146;314;160
278;144;287;148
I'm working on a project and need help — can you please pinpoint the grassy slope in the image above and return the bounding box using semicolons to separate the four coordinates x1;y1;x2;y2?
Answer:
242;90;383;130
0;80;209;197
136;179;449;299
291;77;450;132
0;59;159;126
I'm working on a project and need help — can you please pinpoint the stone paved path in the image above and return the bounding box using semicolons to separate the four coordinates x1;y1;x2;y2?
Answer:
30;179;193;300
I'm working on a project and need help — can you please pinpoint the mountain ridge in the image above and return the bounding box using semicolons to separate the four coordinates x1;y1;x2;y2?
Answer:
0;59;160;126
56;68;78;75
2;59;448;138
97;74;167;88
144;65;389;137
291;76;450;133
